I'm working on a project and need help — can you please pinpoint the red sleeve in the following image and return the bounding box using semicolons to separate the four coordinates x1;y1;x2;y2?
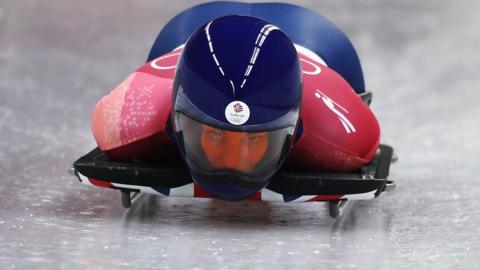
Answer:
91;49;182;162
286;54;380;172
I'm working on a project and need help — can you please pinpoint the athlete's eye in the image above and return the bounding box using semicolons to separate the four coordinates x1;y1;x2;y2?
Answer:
247;133;267;144
247;135;260;143
208;130;224;141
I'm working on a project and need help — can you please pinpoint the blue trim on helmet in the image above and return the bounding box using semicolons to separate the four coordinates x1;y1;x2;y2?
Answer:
293;118;304;143
191;174;260;200
164;117;176;142
148;1;365;93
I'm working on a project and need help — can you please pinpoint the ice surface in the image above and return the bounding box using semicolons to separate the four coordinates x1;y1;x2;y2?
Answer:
1;1;479;269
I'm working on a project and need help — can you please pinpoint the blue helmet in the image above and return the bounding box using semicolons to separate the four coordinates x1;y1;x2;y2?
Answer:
172;15;302;200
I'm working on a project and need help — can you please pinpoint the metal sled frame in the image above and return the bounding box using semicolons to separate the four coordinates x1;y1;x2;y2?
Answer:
69;143;395;218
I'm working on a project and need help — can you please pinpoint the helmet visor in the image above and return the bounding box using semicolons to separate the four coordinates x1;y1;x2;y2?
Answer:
176;113;295;179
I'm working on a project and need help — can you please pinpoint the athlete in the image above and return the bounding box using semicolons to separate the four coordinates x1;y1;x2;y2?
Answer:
91;3;380;200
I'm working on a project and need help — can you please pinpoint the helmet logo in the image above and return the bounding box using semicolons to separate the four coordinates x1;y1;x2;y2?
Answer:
225;101;250;125
233;103;243;113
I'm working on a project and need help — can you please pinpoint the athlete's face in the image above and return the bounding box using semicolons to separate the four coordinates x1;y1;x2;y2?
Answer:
200;125;269;173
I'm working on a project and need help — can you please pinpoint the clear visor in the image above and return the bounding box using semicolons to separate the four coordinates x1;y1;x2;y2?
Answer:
176;113;295;177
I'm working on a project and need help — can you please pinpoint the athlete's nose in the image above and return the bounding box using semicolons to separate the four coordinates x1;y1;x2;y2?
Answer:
222;138;243;170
